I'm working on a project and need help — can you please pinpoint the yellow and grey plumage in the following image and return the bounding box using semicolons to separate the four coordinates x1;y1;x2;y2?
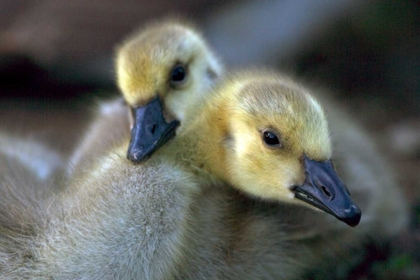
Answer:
0;69;407;279
0;19;407;279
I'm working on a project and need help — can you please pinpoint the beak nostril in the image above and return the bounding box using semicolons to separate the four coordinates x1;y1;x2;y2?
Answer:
321;186;332;198
150;124;157;134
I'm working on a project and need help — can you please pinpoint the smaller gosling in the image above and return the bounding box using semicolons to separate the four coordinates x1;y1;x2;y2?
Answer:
67;19;223;173
116;18;223;162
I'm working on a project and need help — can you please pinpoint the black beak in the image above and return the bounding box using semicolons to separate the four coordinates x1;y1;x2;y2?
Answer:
127;96;180;163
293;156;362;227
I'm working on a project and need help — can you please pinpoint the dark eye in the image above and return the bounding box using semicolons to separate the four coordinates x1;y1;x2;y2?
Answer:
170;65;187;86
262;130;281;147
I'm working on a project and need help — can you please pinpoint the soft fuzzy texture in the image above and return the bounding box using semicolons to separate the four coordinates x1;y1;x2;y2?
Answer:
0;71;407;279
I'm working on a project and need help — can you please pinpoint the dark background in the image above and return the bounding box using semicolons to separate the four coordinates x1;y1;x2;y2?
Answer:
0;0;419;278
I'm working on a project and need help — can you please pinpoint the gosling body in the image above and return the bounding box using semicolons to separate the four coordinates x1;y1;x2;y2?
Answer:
0;71;407;279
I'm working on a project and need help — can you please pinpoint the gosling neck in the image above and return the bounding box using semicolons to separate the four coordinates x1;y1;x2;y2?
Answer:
159;100;231;182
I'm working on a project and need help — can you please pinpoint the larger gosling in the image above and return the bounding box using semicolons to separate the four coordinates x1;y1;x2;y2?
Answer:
0;71;371;279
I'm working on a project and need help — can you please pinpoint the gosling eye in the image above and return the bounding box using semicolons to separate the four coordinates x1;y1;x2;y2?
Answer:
170;64;187;87
262;130;281;148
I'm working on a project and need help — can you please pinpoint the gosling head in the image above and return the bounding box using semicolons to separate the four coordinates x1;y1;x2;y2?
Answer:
116;19;223;163
220;74;361;227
